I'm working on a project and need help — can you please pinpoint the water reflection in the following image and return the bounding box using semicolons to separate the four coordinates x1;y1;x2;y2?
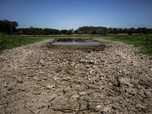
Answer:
52;38;100;46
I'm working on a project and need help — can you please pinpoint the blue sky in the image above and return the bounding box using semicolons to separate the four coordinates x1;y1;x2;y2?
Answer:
0;0;152;30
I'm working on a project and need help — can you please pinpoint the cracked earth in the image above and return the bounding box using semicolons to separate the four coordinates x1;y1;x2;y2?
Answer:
0;38;152;114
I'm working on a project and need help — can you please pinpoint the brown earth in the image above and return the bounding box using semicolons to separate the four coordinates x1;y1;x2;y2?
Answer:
0;38;152;114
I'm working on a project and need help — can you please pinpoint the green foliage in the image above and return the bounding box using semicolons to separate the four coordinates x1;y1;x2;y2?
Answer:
105;34;152;56
1;19;152;36
75;26;152;35
76;26;108;34
0;34;46;53
0;19;18;34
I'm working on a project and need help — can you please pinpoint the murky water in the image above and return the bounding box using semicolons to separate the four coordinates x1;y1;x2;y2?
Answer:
52;38;100;46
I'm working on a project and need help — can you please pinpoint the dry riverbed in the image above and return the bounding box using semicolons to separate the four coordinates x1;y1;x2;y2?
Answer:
0;38;152;114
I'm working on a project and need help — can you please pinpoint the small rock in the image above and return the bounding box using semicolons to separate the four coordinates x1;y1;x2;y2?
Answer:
46;85;55;89
96;105;102;109
86;65;90;68
17;79;23;83
79;92;88;95
18;88;26;91
43;77;47;80
87;50;91;53
8;88;14;91
149;68;152;72
71;94;79;99
4;82;8;87
89;61;94;64
101;60;105;62
63;89;66;94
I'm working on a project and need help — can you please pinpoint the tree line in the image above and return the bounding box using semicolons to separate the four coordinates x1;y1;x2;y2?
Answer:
17;26;74;35
0;19;152;35
75;26;152;35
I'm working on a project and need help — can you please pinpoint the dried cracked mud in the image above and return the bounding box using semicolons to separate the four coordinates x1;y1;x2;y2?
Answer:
0;38;152;114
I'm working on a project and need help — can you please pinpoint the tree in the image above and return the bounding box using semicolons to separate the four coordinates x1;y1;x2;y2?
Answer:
123;28;128;33
76;26;108;34
128;28;136;35
60;29;68;34
10;21;18;34
67;29;73;34
137;28;148;34
0;19;18;34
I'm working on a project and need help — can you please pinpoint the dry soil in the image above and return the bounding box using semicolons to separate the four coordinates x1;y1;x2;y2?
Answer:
0;38;152;114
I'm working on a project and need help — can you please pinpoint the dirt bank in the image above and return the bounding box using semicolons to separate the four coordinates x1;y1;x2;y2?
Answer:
0;38;152;114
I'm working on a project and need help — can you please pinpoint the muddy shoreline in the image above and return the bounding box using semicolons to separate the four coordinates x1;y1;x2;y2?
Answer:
0;38;152;114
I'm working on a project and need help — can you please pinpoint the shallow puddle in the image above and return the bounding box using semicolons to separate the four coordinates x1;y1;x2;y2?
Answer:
52;38;100;46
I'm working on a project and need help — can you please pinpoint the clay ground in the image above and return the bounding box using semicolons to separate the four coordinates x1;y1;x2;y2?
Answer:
0;38;152;114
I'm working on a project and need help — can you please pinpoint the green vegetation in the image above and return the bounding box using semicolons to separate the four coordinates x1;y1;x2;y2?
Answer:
1;19;152;35
19;34;107;38
0;34;47;53
104;34;152;56
16;26;152;35
0;19;18;34
75;26;152;35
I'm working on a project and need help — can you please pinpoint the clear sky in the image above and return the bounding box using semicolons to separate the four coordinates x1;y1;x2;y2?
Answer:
0;0;152;30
